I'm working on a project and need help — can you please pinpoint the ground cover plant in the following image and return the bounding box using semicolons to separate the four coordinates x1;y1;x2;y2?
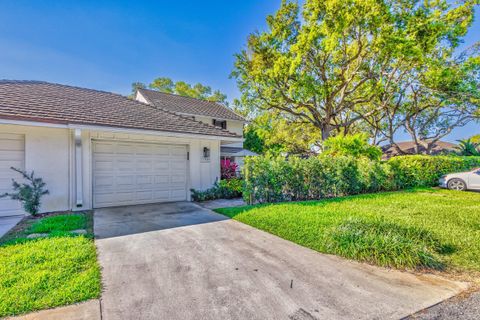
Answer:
191;178;243;201
0;212;101;317
215;189;480;272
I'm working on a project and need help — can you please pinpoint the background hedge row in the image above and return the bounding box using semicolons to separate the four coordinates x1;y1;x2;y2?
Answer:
243;155;480;203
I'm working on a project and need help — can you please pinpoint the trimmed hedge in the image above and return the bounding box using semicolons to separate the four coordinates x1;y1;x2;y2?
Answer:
388;155;480;188
243;155;480;203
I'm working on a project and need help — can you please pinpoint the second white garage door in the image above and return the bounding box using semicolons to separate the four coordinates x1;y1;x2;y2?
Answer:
0;133;25;216
93;140;188;208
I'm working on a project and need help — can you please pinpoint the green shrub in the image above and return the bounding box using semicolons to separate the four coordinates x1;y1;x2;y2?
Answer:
191;178;243;201
388;155;480;188
243;155;480;203
243;155;394;203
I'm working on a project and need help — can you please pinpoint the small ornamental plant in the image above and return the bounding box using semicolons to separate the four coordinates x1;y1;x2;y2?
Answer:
221;159;239;179
0;167;49;215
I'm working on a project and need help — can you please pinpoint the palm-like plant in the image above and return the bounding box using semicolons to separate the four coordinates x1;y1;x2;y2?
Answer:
457;139;480;156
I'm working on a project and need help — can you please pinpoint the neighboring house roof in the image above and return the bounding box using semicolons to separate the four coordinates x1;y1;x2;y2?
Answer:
382;140;458;158
220;146;258;157
0;80;241;138
137;88;246;122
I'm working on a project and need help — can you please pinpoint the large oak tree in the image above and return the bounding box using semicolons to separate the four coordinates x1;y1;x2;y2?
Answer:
233;0;479;144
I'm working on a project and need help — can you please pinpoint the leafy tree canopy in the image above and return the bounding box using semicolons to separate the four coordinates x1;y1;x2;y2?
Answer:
471;134;480;144
131;77;228;104
244;112;322;155
323;133;383;160
233;0;479;145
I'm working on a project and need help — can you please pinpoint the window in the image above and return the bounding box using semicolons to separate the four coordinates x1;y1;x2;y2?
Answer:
212;119;227;130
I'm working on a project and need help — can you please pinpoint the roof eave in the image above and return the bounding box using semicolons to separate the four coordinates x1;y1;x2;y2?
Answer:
0;117;244;142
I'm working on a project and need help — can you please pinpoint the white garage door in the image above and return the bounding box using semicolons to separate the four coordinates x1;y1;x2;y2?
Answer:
0;133;25;216
92;140;188;208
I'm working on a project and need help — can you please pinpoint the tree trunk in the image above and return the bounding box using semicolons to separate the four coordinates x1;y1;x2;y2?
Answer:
321;124;332;141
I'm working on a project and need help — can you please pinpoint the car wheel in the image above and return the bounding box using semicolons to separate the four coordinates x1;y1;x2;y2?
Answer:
447;178;467;191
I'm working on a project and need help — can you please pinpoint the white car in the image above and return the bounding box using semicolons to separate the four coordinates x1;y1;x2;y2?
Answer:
439;168;480;191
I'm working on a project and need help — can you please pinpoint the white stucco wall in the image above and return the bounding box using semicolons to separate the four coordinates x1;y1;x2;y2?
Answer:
0;123;224;213
194;116;244;137
135;91;149;104
0;124;71;214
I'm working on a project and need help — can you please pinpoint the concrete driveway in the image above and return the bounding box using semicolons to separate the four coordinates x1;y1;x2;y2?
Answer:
0;215;23;238
94;202;466;320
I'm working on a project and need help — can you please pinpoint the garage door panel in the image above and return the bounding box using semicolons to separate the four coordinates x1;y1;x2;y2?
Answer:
0;134;25;216
153;190;171;201
136;145;153;155
116;159;135;171
0;139;24;151
93;142;115;153
152;146;170;156
115;175;136;187
171;146;187;156
171;174;186;184
135;190;154;201
171;189;188;200
116;143;135;154
153;161;169;170
118;192;136;202
0;150;24;160
0;158;23;168
93;141;187;208
153;175;170;185
136;175;153;185
136;159;153;171
94;159;115;172
94;176;114;188
171;161;186;170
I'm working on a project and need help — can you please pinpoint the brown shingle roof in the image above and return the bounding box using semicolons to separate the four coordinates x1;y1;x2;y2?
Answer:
137;88;246;121
0;80;241;138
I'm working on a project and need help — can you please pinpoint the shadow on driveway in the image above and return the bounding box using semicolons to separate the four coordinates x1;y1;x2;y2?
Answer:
94;202;228;239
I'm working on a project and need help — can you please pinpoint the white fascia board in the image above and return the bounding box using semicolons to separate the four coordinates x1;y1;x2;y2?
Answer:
0;118;243;142
0;118;69;129
69;124;243;142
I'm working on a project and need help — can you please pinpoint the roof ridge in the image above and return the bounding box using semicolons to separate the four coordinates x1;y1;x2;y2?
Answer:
0;79;136;100
138;87;246;121
139;87;226;106
137;91;239;136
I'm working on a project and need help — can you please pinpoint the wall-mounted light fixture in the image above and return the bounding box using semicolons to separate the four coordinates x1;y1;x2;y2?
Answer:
203;147;210;160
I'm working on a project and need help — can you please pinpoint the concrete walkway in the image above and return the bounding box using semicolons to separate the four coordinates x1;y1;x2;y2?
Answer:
196;197;246;210
0;215;23;239
7;300;100;320
94;202;468;320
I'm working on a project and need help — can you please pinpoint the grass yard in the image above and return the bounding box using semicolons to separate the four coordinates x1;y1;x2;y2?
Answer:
215;189;480;273
0;212;101;317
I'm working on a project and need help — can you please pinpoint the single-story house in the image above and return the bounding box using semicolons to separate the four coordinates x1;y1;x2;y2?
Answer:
381;140;458;159
135;88;255;169
0;80;243;216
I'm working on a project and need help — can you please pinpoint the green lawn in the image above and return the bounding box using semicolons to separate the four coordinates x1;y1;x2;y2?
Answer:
215;189;480;273
0;212;101;317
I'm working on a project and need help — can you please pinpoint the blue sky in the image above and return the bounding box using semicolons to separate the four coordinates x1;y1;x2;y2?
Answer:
0;0;478;141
